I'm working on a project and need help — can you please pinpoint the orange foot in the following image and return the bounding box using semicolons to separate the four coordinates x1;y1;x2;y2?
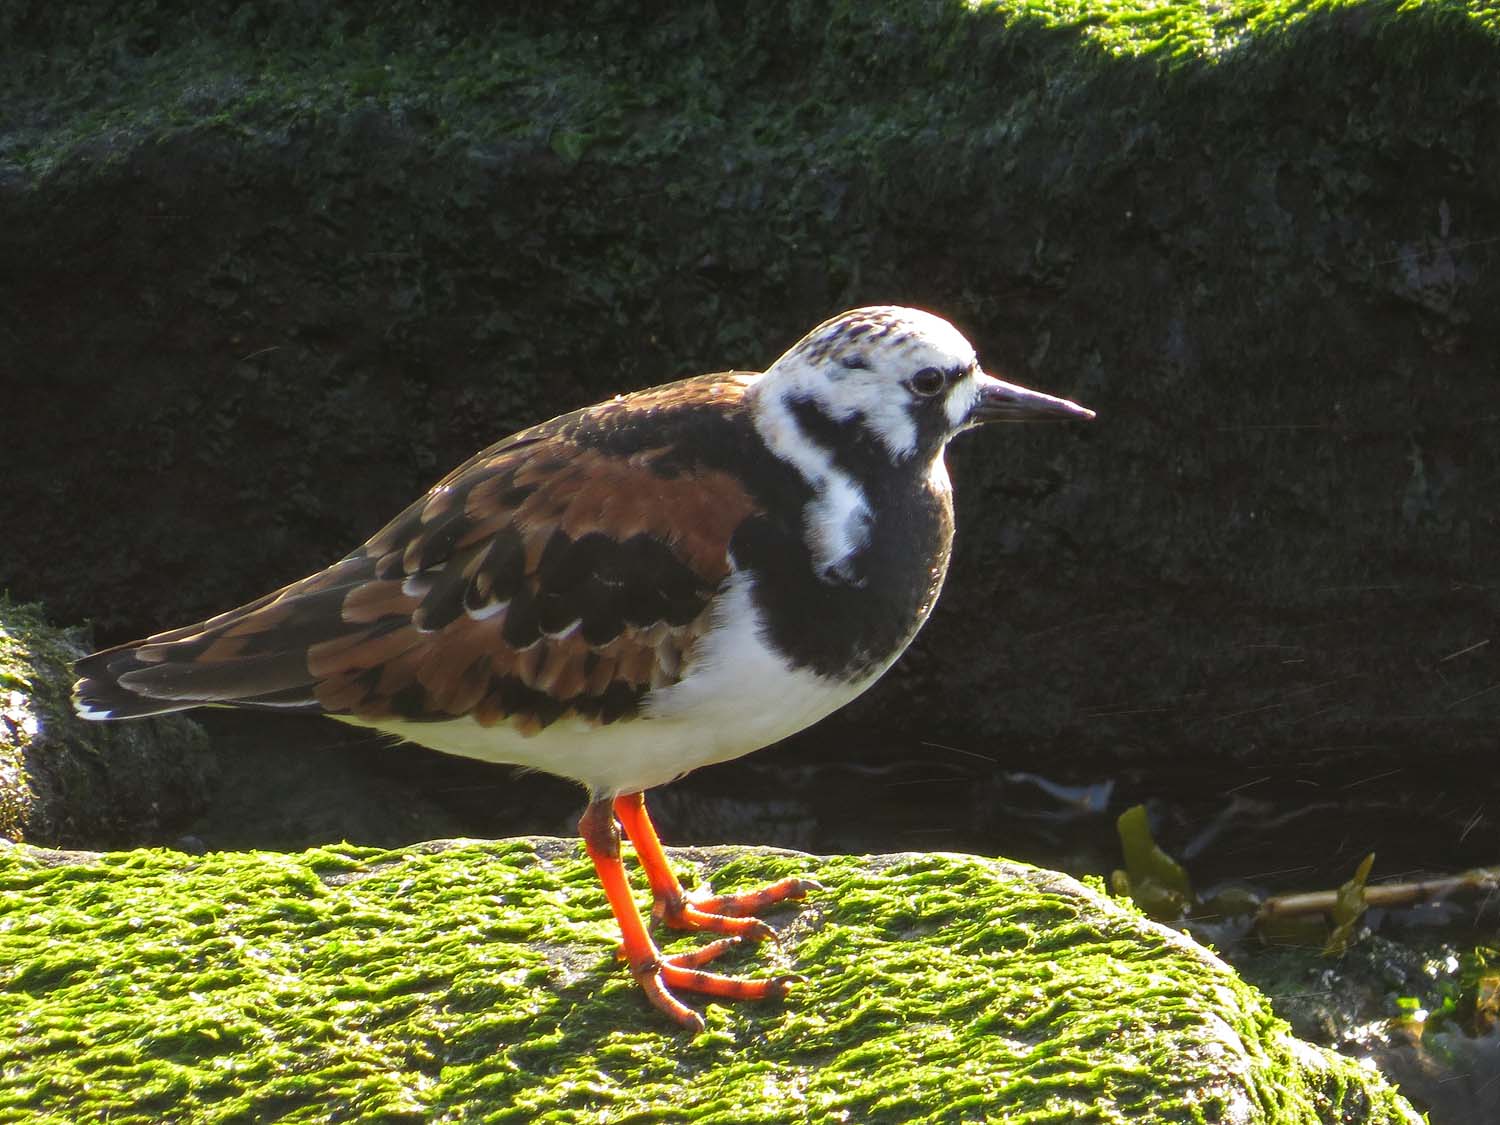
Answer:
629;936;797;1031
655;877;821;940
579;793;816;1031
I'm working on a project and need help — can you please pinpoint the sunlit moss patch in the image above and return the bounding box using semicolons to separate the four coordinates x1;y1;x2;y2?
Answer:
1;840;1417;1123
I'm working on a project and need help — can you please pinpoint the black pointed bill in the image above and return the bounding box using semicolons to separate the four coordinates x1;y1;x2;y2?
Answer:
968;372;1095;424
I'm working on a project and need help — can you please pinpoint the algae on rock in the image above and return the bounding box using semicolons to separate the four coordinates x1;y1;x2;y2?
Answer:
0;600;211;846
0;839;1418;1123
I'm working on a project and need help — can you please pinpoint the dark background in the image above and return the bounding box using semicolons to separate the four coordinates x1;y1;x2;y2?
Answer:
3;0;1497;883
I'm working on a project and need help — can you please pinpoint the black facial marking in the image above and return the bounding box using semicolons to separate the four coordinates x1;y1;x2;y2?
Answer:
910;389;960;452
722;398;957;679
731;474;953;680
788;397;897;481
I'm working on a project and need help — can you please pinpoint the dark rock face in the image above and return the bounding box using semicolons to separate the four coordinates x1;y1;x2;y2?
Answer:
3;1;1498;785
0;602;212;847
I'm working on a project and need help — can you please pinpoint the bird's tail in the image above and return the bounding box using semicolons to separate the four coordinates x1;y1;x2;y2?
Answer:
73;638;205;719
72;580;348;721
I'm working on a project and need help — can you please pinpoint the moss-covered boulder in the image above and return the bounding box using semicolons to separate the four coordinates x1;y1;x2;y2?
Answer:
0;839;1418;1123
0;601;211;846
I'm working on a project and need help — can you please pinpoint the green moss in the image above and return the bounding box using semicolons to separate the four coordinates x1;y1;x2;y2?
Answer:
0;602;94;841
4;0;1496;176
0;840;1416;1122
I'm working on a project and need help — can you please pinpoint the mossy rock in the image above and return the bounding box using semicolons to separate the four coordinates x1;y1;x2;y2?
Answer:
0;600;212;846
0;839;1418;1123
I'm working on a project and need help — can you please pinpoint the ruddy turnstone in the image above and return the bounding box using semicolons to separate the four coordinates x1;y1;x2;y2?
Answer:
74;306;1093;1030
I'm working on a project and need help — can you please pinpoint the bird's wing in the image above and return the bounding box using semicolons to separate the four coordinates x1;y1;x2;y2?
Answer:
74;376;764;732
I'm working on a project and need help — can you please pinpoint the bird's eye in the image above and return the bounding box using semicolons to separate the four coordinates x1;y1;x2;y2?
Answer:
909;367;946;397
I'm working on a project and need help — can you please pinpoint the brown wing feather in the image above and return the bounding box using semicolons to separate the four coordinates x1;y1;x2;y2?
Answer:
73;375;764;733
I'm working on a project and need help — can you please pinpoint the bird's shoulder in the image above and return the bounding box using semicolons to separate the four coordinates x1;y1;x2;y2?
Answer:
360;370;767;588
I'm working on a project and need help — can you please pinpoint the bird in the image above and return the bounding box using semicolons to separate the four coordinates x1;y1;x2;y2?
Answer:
73;305;1093;1031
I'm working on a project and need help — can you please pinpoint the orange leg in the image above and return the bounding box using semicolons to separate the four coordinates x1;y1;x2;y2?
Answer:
579;797;803;1031
612;791;819;939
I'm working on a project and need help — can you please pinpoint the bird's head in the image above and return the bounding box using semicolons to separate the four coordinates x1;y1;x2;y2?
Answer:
755;305;1093;465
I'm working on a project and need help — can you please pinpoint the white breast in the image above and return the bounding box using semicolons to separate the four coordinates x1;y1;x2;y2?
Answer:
334;570;889;798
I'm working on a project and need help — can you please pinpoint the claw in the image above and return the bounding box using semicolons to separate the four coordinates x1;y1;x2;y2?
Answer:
637;966;707;1033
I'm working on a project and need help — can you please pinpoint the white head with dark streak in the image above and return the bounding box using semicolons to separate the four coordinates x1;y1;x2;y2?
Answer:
747;305;1093;579
754;305;1093;464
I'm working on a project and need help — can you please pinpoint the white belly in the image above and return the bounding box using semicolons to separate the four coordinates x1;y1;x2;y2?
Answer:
335;571;894;797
